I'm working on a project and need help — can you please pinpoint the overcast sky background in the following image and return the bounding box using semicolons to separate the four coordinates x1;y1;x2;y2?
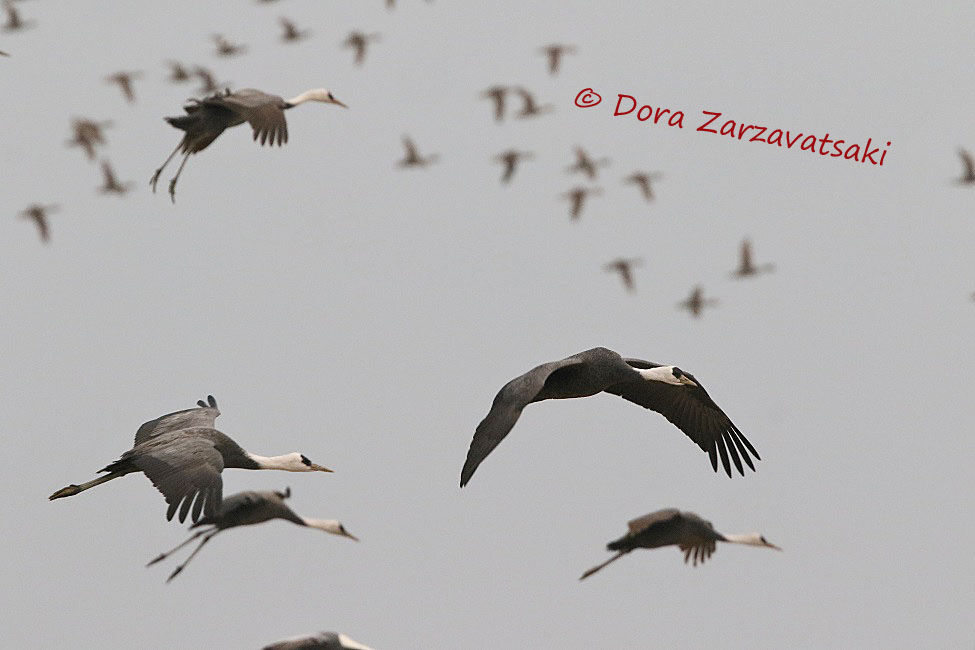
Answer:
1;2;973;648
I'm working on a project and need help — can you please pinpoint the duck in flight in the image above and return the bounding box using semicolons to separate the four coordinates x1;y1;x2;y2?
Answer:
604;257;643;292
459;347;759;486
730;239;774;278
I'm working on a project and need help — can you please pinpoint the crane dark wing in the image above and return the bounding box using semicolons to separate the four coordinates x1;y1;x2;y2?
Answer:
132;437;225;523
604;359;759;477
262;632;341;650
626;508;681;534
208;89;289;146
134;395;220;446
460;357;585;487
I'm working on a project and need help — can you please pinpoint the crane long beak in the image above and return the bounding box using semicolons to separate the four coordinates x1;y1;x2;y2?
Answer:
766;542;783;551
329;97;348;109
343;530;359;542
311;463;333;473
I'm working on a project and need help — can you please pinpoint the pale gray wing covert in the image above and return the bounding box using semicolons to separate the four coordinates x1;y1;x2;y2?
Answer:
134;395;220;446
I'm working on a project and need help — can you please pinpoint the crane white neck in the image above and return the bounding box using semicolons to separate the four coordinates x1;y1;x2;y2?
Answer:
286;89;330;106
722;533;766;547
337;634;375;650
246;452;307;471
302;518;346;536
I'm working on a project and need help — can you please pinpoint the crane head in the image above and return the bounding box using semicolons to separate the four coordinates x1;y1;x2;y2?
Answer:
287;88;348;109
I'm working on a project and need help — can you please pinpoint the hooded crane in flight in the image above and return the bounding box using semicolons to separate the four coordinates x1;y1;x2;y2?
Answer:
579;508;780;579
459;347;758;486
150;87;347;201
147;487;357;582
49;396;333;523
263;631;375;650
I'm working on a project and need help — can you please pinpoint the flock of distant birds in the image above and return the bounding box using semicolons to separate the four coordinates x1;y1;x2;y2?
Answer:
5;1;975;648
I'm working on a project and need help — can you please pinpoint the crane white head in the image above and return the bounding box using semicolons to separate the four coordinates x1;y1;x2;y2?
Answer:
302;518;359;541
286;88;348;108
637;365;698;387
723;532;781;550
247;452;333;473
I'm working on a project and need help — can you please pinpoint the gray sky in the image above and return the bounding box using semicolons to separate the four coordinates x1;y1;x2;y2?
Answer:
2;1;973;648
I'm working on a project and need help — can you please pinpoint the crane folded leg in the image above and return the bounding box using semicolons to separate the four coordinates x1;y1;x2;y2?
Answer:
579;550;627;580
147;525;221;582
167;152;192;203
165;529;219;582
48;471;126;500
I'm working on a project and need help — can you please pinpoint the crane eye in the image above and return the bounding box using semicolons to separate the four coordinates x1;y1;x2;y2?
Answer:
672;367;683;378
300;454;312;466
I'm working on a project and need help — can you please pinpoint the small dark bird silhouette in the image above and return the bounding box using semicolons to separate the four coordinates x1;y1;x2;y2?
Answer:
957;149;975;185
66;118;113;161
539;43;576;75
604;257;643;292
480;85;508;122
567;147;609;180
280;18;310;42
494;149;533;184
514;87;553;118
99;161;134;195
0;50;8;56
562;186;602;221
20;203;58;243
398;136;438;168
105;71;142;103
623;171;663;202
2;1;32;32
193;67;227;94
731;239;774;278
212;34;246;57
165;61;192;83
678;286;717;318
343;31;380;65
